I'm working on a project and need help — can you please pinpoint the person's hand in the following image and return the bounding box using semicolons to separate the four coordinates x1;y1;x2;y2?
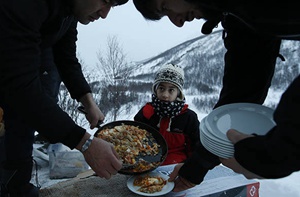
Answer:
226;129;254;143
84;103;105;129
220;129;263;179
78;93;105;129
168;163;196;192
82;136;122;179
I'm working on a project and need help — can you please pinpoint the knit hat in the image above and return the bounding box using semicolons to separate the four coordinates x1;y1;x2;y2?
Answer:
152;64;185;100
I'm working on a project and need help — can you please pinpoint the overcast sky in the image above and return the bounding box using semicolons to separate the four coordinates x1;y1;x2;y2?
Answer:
76;0;208;67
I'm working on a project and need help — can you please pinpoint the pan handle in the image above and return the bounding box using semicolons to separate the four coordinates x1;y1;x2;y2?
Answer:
77;106;103;128
77;106;87;114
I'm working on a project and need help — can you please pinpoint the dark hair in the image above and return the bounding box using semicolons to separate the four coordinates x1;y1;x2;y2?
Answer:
133;0;222;22
133;0;162;20
113;0;129;6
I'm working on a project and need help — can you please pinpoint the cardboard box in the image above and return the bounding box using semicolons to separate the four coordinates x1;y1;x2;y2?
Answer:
201;182;260;197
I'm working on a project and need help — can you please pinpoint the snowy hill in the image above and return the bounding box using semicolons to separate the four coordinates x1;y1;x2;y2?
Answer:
126;30;300;116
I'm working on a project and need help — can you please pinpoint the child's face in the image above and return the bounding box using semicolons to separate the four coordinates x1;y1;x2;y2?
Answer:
156;82;179;102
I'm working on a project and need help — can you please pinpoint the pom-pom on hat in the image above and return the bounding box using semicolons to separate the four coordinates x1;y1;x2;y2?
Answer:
152;64;185;100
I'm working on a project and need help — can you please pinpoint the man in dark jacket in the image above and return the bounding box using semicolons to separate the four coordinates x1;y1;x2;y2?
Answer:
133;0;300;192
0;0;128;196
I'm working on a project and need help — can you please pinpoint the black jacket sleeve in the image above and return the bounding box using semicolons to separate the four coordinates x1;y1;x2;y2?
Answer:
184;109;200;151
177;110;219;185
234;75;300;178
53;20;92;100
133;107;146;122
0;0;85;149
179;141;220;184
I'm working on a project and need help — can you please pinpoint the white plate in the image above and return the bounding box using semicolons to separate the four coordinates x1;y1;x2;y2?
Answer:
200;118;232;158
205;103;275;140
200;118;233;146
201;133;233;150
200;132;233;158
127;171;174;196
201;136;234;153
201;137;234;158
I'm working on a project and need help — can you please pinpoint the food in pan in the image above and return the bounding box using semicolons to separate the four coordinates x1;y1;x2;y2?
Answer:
96;124;160;166
133;174;167;193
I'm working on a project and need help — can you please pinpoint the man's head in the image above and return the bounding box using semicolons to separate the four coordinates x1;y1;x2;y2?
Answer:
133;0;204;27
72;0;128;25
133;0;222;34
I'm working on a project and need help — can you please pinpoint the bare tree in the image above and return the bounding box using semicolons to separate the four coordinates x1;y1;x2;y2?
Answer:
57;54;94;128
96;35;132;121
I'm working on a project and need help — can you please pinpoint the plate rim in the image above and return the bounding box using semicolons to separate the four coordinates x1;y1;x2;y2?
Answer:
127;171;175;196
200;118;233;145
205;103;275;139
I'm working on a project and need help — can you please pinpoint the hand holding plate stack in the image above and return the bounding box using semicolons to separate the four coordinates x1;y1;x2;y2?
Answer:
200;103;276;159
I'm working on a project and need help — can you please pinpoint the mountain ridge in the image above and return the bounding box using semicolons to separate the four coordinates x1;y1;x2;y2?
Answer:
129;30;300;111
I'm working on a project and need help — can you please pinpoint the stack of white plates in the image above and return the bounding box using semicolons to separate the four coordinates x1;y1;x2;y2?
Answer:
200;103;276;159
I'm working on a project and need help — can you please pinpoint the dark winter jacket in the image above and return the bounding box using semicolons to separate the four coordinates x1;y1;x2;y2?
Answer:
192;0;300;39
134;103;200;165
0;0;90;148
178;0;300;184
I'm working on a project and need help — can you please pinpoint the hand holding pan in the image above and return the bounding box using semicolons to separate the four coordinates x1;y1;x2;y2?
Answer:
77;106;103;128
77;107;137;170
94;120;168;175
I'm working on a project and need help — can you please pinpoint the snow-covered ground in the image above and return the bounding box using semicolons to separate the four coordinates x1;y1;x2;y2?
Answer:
32;149;300;197
32;91;300;196
259;173;300;197
32;120;300;197
31;144;73;188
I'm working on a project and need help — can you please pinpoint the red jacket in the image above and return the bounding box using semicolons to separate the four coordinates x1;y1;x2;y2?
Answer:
134;103;200;165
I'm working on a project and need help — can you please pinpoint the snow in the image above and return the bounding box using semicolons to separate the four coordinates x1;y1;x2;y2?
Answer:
259;173;300;197
32;147;300;197
31;83;300;197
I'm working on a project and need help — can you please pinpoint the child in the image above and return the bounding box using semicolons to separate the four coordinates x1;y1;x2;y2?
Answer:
134;63;200;165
